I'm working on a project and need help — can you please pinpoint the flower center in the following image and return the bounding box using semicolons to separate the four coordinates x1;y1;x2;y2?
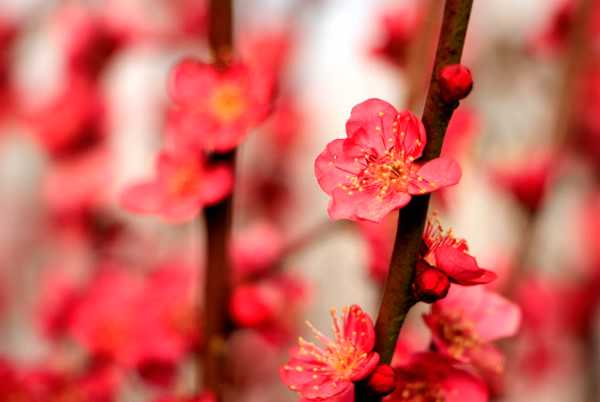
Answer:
398;381;445;402
340;147;415;199
210;83;246;123
168;165;201;197
438;311;480;359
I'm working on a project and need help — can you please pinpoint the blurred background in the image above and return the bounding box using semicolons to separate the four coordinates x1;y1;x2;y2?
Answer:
0;0;598;401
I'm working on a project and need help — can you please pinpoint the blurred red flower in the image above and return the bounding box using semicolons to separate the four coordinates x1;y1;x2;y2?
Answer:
121;147;233;222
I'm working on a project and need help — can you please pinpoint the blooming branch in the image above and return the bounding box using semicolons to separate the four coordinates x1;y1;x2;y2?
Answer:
201;0;235;397
373;0;474;367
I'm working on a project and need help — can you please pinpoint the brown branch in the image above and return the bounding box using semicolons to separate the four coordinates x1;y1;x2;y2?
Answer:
373;0;474;366
201;0;235;398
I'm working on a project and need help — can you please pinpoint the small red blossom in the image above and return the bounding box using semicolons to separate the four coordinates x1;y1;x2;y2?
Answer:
280;305;379;401
421;218;497;286
231;221;283;280
413;263;450;303
26;76;105;159
366;364;396;396
52;5;126;80
388;352;489;402
121;147;233;222
135;261;200;380
315;99;461;222
68;270;145;367
230;282;283;328
439;64;473;103
167;59;270;152
491;151;557;213
371;7;420;68
424;286;521;374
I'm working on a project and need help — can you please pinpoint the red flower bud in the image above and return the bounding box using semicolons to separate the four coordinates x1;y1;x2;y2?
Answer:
414;265;450;303
439;64;473;102
366;364;396;396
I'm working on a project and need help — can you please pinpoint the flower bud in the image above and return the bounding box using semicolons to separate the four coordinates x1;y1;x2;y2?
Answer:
438;64;473;102
414;266;450;303
366;364;396;396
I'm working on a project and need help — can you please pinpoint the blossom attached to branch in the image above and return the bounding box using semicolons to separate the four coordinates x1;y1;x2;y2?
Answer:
315;98;461;223
280;305;380;402
167;59;270;152
121;147;233;222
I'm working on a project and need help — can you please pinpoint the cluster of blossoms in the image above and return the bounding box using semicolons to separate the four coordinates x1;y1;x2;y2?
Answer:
281;98;521;402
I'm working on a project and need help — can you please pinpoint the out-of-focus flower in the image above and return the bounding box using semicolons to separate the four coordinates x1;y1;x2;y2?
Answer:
120;147;233;223
371;7;420;68
153;391;216;402
280;305;379;401
52;5;126;80
135;261;199;386
529;0;600;56
439;64;473;103
315;99;461;222
388;352;489;402
573;67;600;167
357;214;396;284
0;17;17;118
232;275;308;345
167;60;270;152
68;269;145;367
491;151;557;213
420;218;497;286
240;28;293;94
441;106;479;159
22;363;121;402
263;96;303;152
37;268;83;340
230;282;283;328
44;148;112;220
231;221;283;280
424;286;521;375
26;76;105;159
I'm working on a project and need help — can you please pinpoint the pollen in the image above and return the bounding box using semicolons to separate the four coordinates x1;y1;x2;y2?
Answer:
210;83;247;123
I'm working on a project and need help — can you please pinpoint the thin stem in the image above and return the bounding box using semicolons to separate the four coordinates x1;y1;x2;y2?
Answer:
373;0;474;365
201;0;235;397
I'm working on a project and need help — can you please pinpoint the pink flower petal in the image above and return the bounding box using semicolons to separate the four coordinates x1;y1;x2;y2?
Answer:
395;111;427;159
472;291;521;341
328;187;411;222
409;156;461;195
121;182;162;214
168;59;217;105
343;305;376;352
315;139;361;194
161;197;203;223
345;98;398;155
440;368;489;402
434;246;497;285
350;352;380;382
201;164;234;204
